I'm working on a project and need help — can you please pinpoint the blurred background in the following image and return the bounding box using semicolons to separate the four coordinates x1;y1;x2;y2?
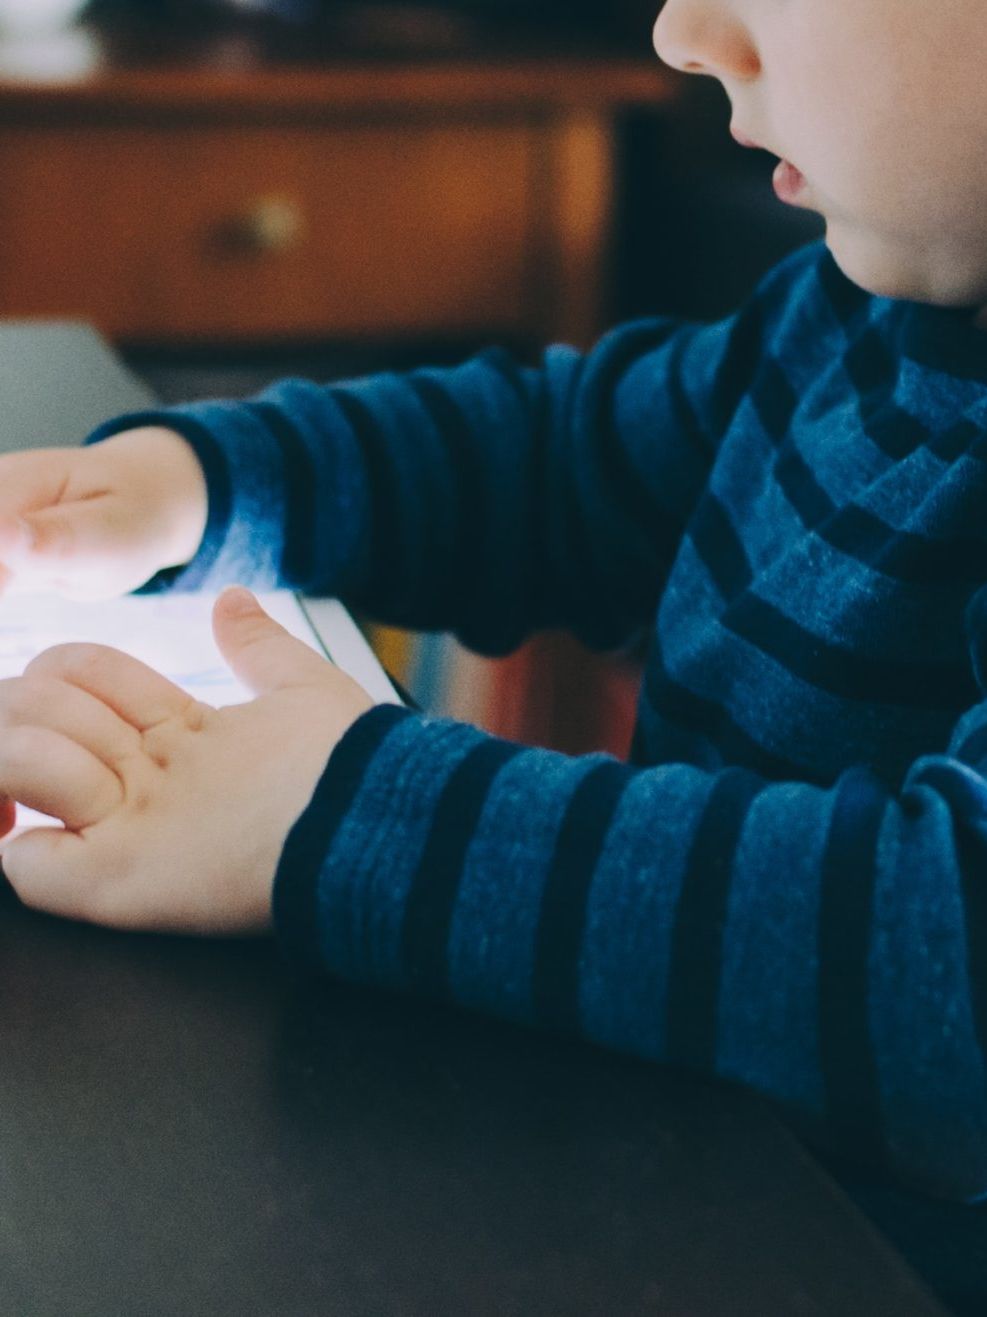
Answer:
0;0;823;750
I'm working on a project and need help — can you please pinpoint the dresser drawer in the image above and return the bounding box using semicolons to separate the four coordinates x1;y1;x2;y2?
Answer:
0;121;538;342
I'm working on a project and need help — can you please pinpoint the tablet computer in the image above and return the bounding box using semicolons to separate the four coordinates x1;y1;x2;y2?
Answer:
0;589;406;710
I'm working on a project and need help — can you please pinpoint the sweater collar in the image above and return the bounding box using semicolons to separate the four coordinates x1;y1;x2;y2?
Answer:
892;296;987;383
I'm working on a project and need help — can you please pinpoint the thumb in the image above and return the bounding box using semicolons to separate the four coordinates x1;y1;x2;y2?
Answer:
212;587;332;697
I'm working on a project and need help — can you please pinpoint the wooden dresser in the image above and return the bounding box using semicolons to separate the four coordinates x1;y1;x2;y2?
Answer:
0;22;674;350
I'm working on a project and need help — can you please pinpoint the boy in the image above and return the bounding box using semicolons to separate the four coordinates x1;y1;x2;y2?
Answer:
0;0;985;1249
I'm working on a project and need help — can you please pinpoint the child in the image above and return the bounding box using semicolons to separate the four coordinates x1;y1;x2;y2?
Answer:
0;0;985;1235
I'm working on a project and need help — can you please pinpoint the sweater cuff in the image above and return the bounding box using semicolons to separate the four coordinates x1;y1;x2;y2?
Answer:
85;403;288;593
86;411;232;592
271;698;520;990
272;702;418;973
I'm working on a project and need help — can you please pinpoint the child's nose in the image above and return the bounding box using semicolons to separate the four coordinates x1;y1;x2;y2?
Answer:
652;0;761;82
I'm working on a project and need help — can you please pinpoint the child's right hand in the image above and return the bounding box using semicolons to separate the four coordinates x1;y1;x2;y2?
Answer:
0;427;209;601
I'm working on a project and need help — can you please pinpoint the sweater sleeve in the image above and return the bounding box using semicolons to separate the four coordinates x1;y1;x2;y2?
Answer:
271;691;987;1206
83;290;783;656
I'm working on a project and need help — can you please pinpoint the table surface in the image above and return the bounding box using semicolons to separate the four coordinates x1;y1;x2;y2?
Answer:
0;323;949;1316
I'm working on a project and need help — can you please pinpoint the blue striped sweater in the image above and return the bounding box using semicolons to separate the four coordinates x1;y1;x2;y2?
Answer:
90;241;987;1205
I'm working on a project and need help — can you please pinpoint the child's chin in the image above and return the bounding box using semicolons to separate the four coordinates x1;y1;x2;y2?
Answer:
825;226;987;309
824;230;921;303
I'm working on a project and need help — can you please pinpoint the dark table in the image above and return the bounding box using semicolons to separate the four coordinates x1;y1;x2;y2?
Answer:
0;323;950;1315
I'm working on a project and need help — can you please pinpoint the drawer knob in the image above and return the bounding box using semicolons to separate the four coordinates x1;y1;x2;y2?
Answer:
234;196;306;254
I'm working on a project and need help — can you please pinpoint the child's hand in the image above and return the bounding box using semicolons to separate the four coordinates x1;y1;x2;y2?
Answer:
0;588;374;935
0;427;209;600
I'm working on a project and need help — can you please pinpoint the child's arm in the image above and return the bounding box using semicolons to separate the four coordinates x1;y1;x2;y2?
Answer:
266;685;987;1207
80;306;762;655
3;585;984;1205
0;250;793;635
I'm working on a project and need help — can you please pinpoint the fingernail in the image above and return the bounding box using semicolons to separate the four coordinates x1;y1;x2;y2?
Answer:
220;586;256;615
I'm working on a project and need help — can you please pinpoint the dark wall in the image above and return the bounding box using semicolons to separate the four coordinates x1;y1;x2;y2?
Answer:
87;0;656;48
616;76;826;324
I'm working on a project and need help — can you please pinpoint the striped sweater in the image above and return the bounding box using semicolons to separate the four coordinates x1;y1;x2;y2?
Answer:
89;241;987;1205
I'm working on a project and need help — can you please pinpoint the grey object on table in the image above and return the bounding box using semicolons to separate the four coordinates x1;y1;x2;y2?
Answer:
0;320;951;1316
0;319;153;450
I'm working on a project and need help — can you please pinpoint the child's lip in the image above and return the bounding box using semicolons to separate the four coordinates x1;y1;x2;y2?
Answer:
729;125;764;149
773;158;808;204
731;125;809;204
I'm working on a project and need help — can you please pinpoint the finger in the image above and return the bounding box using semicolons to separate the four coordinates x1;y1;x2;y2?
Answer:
0;793;16;839
0;450;78;574
25;642;193;733
0;827;102;925
0;724;122;830
1;498;133;597
212;587;332;697
0;673;141;772
0;523;35;596
0;449;75;525
0;518;31;564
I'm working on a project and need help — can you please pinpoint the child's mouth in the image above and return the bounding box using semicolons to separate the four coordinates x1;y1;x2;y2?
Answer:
773;159;807;204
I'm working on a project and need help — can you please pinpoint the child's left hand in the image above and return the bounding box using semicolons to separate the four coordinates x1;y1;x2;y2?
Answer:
0;587;374;935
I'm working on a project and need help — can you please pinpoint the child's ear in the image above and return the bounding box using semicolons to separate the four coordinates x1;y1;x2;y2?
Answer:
964;584;987;694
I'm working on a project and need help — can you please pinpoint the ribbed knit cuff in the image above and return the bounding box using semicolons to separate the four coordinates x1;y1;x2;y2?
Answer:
272;702;416;974
85;401;289;592
86;411;234;592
